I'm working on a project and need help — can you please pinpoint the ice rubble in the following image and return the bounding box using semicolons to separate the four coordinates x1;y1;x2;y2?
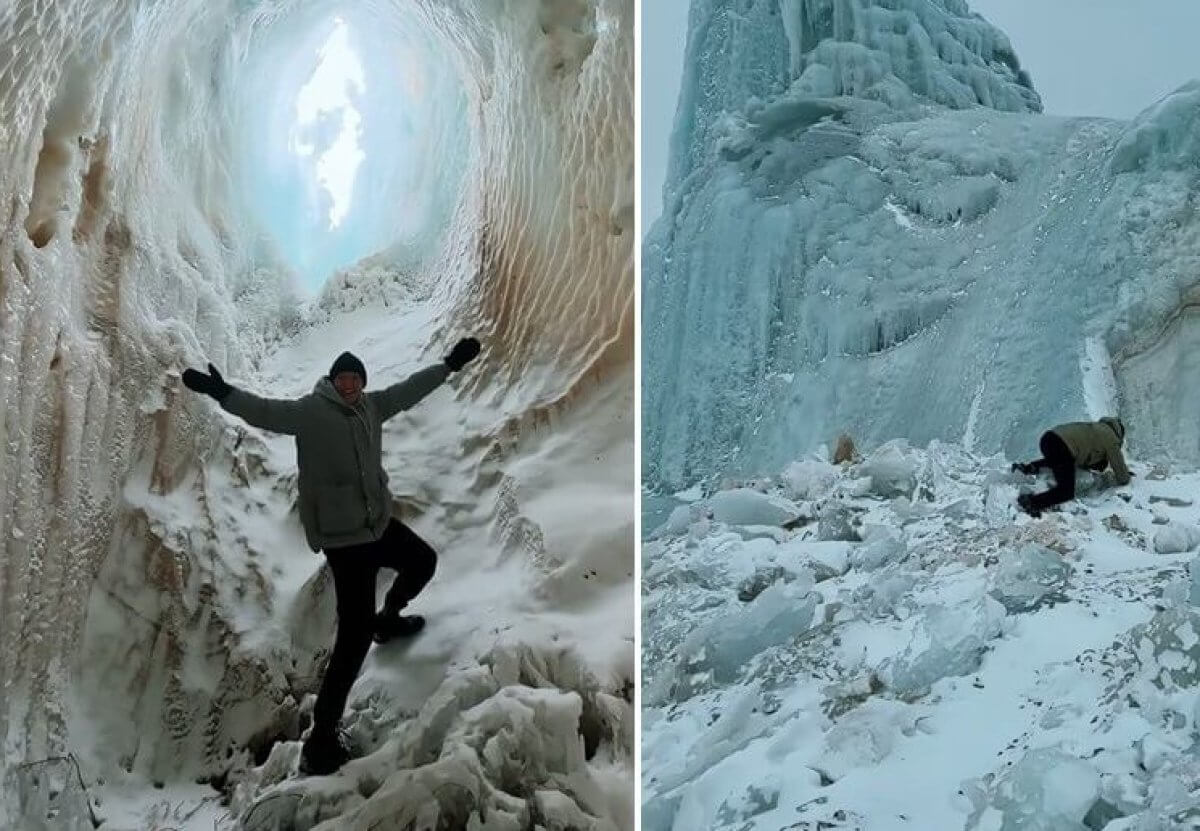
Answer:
643;441;1200;830
643;0;1200;490
0;0;633;828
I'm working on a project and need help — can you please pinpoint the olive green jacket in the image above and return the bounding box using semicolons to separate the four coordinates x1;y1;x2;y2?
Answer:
1052;419;1131;486
220;364;449;551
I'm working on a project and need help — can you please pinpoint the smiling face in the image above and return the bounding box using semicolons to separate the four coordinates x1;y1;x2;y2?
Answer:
332;371;364;404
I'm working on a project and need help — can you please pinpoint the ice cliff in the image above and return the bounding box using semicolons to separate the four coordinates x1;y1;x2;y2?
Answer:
643;0;1200;490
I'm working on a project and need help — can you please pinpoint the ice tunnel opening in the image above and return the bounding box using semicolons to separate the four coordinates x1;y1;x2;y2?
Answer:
238;6;468;293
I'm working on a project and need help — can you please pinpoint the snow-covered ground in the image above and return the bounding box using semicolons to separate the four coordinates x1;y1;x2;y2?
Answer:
643;440;1200;830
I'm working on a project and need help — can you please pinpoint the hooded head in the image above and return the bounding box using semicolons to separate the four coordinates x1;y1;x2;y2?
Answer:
1100;416;1125;444
328;351;367;405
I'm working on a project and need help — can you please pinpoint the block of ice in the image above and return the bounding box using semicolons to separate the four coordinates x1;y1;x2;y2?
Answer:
853;568;918;619
776;539;854;580
852;525;907;571
1130;607;1200;689
674;582;818;696
860;440;920;499
882;596;1005;696
782;458;840;500
969;748;1100;831
1153;523;1200;555
710;488;802;526
818;505;861;541
989;544;1071;614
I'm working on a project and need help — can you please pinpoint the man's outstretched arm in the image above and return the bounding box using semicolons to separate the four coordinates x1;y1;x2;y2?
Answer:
182;363;304;435
369;337;481;422
370;364;450;422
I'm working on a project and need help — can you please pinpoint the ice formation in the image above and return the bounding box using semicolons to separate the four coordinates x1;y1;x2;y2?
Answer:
643;441;1200;830
643;0;1200;490
0;0;633;828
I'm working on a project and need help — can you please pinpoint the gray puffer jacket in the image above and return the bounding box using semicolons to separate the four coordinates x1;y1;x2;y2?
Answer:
219;363;449;551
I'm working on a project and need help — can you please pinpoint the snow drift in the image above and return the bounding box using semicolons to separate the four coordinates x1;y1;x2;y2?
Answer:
0;0;633;827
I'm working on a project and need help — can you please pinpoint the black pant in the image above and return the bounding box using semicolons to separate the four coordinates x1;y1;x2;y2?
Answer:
1028;431;1076;512
311;518;437;737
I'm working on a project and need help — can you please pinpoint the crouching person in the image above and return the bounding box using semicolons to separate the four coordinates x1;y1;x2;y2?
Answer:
1012;417;1131;517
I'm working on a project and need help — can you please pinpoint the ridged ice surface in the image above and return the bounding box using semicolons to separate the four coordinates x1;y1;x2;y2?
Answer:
0;0;632;827
643;0;1200;490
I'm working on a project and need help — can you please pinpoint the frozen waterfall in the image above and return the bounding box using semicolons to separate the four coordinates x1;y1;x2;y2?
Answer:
643;0;1200;492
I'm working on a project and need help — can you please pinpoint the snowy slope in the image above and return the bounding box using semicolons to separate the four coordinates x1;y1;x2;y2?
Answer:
643;0;1200;490
643;441;1200;830
0;0;633;828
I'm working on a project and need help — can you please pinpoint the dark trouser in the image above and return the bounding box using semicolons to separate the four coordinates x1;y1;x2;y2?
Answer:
1028;431;1076;512
311;518;437;737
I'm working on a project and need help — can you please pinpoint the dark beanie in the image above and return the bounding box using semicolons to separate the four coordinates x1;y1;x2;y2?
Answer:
328;351;367;386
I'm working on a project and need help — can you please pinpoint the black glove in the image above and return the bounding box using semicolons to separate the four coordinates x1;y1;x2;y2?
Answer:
444;337;481;372
182;363;232;401
1016;493;1042;518
1011;462;1036;475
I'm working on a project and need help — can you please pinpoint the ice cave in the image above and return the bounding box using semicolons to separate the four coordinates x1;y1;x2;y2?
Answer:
0;0;634;828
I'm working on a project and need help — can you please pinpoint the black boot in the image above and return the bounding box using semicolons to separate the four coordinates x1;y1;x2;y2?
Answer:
299;729;353;776
1016;493;1042;518
373;612;426;643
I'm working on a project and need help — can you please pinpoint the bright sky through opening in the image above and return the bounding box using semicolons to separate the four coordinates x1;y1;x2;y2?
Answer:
291;18;365;229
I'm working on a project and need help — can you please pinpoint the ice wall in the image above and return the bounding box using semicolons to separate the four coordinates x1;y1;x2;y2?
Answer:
0;0;632;789
643;0;1200;490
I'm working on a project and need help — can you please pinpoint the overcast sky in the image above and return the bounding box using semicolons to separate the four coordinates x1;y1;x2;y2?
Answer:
641;1;1200;234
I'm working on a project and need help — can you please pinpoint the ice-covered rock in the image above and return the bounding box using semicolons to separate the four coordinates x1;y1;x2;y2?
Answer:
713;777;781;826
1188;557;1200;607
644;439;1200;830
736;564;813;603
